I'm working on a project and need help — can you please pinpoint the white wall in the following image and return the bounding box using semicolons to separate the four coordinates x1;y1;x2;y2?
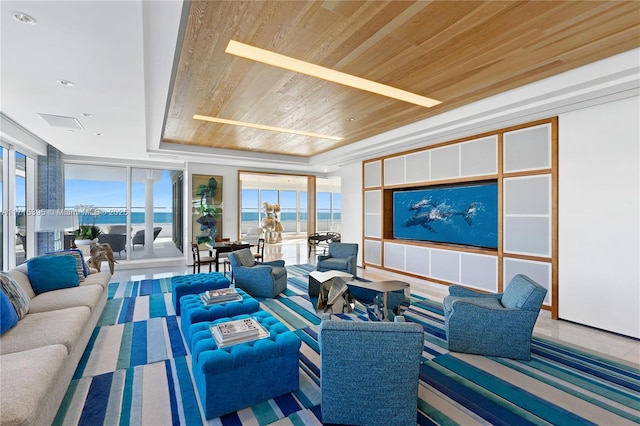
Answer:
339;162;363;266
558;96;640;338
186;163;240;243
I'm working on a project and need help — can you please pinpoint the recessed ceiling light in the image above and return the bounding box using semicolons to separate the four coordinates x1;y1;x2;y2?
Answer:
12;12;37;25
95;133;103;136
225;40;442;108
346;118;355;122
57;79;74;87
193;114;343;141
82;113;92;117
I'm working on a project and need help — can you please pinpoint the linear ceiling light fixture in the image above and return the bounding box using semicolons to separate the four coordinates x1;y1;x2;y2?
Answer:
192;115;343;141
225;40;442;108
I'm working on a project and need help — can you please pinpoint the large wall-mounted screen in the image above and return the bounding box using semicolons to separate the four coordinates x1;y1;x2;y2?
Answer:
393;182;498;249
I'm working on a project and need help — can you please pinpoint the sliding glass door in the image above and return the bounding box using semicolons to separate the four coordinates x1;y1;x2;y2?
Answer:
65;164;183;260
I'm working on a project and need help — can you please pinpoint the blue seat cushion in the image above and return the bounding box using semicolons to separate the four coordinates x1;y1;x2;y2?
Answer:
189;310;301;419
180;290;260;346
171;273;230;315
319;258;349;270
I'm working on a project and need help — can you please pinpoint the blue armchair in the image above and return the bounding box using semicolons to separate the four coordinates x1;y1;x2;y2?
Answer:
228;248;287;298
318;314;424;425
443;274;547;360
317;242;358;277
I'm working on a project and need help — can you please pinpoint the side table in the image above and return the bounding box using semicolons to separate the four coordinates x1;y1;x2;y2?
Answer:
308;270;353;313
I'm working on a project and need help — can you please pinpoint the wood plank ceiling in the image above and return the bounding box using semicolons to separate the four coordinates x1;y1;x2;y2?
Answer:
164;1;640;157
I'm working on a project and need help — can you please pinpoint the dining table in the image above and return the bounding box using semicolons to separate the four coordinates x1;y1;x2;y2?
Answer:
205;241;253;272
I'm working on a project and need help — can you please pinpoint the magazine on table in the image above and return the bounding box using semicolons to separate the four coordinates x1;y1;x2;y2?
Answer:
210;317;269;348
200;288;242;304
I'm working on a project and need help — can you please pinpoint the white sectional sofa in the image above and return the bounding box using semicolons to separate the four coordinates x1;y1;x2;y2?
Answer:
0;261;111;426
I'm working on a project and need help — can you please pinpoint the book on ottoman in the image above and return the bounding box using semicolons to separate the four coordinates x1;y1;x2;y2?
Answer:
200;288;242;305
210;317;269;347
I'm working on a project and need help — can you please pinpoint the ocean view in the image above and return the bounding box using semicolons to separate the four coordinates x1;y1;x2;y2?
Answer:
83;212;174;225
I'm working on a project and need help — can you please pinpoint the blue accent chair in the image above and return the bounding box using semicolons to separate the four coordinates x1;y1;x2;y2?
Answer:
318;314;424;426
443;274;548;360
228;248;287;298
316;242;358;277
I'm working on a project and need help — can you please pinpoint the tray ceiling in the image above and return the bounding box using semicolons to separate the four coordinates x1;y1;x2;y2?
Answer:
163;1;640;157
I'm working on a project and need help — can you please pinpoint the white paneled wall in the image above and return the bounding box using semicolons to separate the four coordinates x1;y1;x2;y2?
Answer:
405;151;430;183
461;136;498;176
503;175;552;257
504;124;551;172
363;160;381;188
364;239;381;266
363;190;381;238
363;120;555;309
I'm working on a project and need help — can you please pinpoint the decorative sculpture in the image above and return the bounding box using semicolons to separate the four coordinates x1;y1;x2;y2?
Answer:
87;243;117;274
262;202;284;243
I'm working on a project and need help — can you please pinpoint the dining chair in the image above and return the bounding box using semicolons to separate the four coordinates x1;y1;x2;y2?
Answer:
253;238;265;262
191;243;216;274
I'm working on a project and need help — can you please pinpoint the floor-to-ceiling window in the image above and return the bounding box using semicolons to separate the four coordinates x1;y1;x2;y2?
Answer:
316;191;331;232
130;168;182;259
280;190;297;233
1;145;36;270
239;173;339;237
65;164;183;261
14;152;27;265
240;173;310;236
240;189;260;232
299;191;308;233
65;164;127;256
316;177;341;232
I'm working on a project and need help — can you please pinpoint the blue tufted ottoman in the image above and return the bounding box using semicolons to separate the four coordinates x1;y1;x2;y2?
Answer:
180;289;260;346
171;272;230;315
189;310;301;420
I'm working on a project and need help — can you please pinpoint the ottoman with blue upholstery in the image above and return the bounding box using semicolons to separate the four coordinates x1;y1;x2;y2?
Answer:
189;310;301;420
180;289;260;346
171;272;230;315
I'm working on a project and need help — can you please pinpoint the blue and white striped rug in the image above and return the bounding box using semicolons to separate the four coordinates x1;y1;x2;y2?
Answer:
53;264;640;425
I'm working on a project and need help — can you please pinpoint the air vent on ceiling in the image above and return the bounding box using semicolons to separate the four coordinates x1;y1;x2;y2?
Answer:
37;113;84;129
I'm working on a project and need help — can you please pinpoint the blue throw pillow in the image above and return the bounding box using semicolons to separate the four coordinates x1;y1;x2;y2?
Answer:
44;249;86;281
27;255;80;295
46;248;88;277
0;290;19;335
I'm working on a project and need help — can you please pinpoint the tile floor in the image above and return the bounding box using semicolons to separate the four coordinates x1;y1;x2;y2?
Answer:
111;237;640;365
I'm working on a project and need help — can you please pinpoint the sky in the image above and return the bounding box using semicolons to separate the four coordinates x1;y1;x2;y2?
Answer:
65;170;174;211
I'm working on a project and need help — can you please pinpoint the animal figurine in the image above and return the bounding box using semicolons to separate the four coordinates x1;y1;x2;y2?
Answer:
87;243;117;274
